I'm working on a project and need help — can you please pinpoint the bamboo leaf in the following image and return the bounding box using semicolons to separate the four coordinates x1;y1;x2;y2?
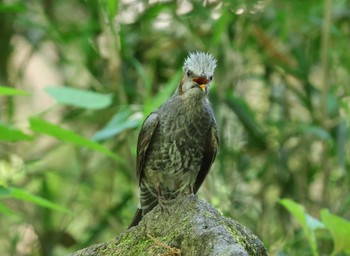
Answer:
93;107;142;141
0;86;30;96
0;186;70;213
0;124;33;141
225;94;267;149
29;117;123;162
46;87;112;109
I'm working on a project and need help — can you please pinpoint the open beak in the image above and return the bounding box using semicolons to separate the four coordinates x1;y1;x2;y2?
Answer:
193;77;209;91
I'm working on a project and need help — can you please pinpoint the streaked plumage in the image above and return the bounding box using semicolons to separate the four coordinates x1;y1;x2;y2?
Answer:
129;52;219;228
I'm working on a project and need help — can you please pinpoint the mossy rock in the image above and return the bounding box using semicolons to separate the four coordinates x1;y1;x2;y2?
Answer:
70;195;267;256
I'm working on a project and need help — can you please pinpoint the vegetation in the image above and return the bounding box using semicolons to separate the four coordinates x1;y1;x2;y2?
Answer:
0;0;349;255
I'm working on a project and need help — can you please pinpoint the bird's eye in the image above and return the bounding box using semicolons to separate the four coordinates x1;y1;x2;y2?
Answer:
186;70;193;77
209;76;213;81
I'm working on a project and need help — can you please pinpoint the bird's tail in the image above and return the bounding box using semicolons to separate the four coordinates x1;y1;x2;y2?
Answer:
128;193;159;228
129;183;159;228
128;208;143;228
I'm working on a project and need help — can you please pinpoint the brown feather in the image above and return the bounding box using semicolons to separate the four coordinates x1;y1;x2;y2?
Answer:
129;52;218;228
194;123;219;193
136;112;159;183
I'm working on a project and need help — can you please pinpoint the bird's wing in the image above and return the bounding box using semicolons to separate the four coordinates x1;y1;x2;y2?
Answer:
136;112;159;183
194;121;219;193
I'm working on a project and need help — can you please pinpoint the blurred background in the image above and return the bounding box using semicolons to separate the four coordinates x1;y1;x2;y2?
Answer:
1;0;350;255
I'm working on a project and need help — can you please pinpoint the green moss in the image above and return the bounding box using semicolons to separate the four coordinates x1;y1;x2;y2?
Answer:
225;224;243;246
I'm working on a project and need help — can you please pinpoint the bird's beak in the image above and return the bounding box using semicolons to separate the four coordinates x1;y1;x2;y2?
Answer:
193;77;209;91
199;84;206;91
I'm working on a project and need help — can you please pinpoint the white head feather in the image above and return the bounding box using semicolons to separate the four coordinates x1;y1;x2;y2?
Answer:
183;52;217;77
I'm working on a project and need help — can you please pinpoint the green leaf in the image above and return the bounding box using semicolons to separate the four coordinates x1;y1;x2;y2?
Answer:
0;3;25;13
0;86;30;96
321;209;350;255
106;0;118;18
280;198;307;228
29;117;123;162
0;186;70;213
138;2;175;21
0;123;33;141
144;69;182;115
93;107;142;141
306;214;324;231
45;87;112;109
280;199;322;256
0;202;17;216
212;9;231;45
300;125;332;141
225;94;267;150
327;92;339;118
129;58;152;97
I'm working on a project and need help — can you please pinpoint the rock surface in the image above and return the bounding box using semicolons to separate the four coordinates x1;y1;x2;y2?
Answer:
70;195;267;256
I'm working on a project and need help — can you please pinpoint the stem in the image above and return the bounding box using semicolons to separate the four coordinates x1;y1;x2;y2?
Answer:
320;0;332;120
320;0;332;206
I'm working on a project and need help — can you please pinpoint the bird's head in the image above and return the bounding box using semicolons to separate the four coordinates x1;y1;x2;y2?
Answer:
178;52;217;98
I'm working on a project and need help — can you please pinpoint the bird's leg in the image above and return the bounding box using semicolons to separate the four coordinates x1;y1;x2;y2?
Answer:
156;186;166;210
156;186;172;214
188;185;194;195
183;185;194;195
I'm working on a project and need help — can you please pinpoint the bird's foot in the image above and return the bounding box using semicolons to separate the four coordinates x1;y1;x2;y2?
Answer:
157;197;172;214
182;185;195;196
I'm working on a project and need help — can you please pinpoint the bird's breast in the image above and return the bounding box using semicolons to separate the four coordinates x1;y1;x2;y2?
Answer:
142;97;215;195
146;98;212;170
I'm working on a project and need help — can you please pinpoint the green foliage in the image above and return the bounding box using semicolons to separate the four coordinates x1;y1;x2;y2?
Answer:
0;0;349;255
29;117;121;161
321;209;350;256
280;199;323;256
281;199;350;256
0;86;29;96
0;124;33;142
92;107;141;141
0;186;70;214
46;87;113;110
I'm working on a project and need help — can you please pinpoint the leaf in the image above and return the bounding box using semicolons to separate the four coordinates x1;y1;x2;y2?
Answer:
29;117;123;162
280;198;307;228
300;125;332;141
45;87;112;109
144;70;182;115
280;199;323;256
0;124;33;141
335;121;347;169
225;94;267;150
138;2;175;22
0;186;70;213
106;0;118;18
129;58;180;115
327;92;339;118
212;9;231;45
321;209;350;255
129;58;152;97
93;107;142;141
0;86;30;96
306;214;324;231
0;3;25;13
0;202;18;216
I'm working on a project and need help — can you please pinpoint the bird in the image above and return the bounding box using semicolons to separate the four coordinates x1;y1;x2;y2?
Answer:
129;51;219;228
